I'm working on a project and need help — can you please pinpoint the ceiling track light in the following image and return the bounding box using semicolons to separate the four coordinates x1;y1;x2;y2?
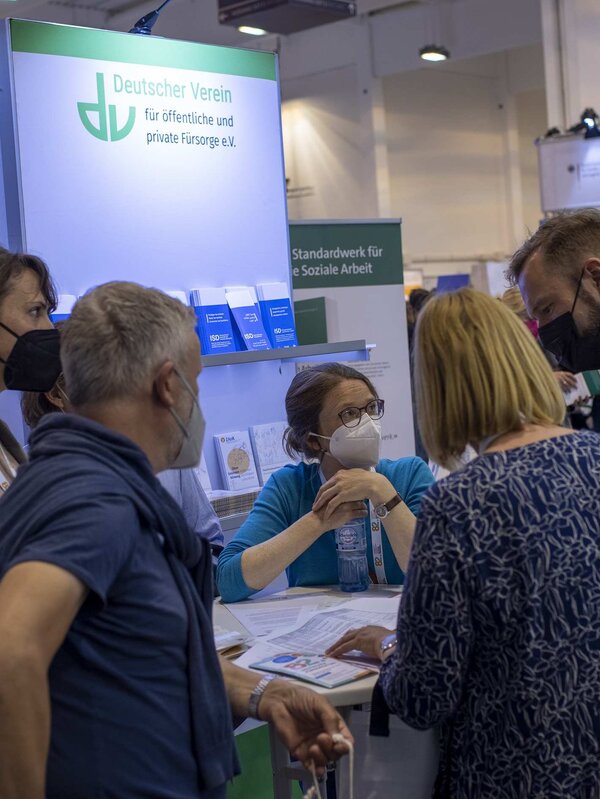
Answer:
419;44;450;62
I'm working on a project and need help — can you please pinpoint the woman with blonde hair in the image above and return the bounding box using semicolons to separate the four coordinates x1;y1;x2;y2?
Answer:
328;289;599;798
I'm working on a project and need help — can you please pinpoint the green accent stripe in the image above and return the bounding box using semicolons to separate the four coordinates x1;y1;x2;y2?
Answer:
10;19;276;81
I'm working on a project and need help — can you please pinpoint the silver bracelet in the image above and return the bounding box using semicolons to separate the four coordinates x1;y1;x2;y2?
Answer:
248;674;277;719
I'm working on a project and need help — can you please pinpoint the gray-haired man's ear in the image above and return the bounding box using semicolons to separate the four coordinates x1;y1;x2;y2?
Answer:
584;257;600;290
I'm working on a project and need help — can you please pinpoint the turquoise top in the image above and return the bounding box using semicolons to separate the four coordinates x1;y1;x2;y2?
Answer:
216;458;434;602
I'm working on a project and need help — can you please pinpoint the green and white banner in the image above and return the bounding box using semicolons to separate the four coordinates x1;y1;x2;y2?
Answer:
6;20;289;296
290;220;415;459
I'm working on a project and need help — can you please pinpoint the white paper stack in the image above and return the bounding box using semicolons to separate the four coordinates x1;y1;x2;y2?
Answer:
214;430;261;492
249;421;296;484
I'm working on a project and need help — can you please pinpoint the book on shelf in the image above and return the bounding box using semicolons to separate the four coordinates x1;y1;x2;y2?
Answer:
190;287;237;356
214;430;261;492
256;282;298;349
249;421;296;485
225;287;271;352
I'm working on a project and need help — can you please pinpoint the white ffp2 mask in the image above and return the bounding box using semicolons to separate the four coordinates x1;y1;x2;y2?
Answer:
169;370;206;470
312;413;382;469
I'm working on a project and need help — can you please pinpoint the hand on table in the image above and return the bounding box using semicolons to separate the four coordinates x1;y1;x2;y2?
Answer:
313;470;393;520
325;625;392;662
258;681;353;777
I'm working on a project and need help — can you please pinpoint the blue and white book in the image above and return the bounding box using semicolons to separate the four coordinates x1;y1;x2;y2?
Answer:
225;287;271;352
190;287;237;356
50;294;77;323
214;430;261;492
257;282;298;349
249;421;296;485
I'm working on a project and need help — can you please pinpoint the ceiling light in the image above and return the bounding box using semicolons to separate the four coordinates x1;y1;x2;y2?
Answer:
238;25;267;35
419;44;449;62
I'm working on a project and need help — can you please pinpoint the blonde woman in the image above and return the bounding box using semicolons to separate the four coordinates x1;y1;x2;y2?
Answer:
327;289;600;798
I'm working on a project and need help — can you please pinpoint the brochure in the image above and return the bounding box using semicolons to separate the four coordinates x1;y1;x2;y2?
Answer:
193;453;212;494
563;369;600;405
249;421;296;485
190;287;237;356
225;287;271;351
165;290;189;305
214;430;261;492
250;652;370;689
257;282;298;349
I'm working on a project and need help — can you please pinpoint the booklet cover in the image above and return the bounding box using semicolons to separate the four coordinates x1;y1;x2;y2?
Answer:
250;652;370;689
257;282;298;349
225;287;271;352
193;453;212;494
249;421;296;485
50;294;77;323
214;430;261;492
563;370;600;405
190;287;237;356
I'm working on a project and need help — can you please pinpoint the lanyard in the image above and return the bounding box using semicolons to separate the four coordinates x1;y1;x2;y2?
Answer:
319;468;388;585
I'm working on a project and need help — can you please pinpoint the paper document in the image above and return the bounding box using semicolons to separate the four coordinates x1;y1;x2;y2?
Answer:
267;604;400;655
224;593;348;638
213;624;249;658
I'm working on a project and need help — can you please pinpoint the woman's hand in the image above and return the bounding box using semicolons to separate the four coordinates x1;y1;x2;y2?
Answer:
311;500;367;534
325;625;393;661
312;470;394;520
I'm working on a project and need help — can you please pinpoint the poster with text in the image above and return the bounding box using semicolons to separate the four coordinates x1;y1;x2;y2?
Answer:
290;221;415;459
5;20;290;297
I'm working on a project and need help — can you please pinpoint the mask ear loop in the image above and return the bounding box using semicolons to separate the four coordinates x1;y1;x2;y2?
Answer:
571;268;586;315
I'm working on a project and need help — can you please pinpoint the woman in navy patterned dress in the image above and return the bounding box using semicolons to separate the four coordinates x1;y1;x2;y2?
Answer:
329;289;600;798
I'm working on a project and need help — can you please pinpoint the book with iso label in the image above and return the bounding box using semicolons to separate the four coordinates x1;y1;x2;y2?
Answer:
249;652;370;689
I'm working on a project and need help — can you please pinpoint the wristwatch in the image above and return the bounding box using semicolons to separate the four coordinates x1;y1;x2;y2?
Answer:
379;633;398;660
374;492;403;519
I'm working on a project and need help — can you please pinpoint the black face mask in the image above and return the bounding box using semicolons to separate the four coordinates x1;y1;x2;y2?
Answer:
538;269;600;373
0;322;61;391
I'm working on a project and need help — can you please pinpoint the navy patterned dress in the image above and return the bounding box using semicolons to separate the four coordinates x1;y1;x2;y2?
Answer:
380;431;600;798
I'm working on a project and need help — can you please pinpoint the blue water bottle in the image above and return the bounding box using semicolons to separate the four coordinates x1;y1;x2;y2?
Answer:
335;518;369;592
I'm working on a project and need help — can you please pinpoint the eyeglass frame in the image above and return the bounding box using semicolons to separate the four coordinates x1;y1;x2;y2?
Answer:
337;398;385;429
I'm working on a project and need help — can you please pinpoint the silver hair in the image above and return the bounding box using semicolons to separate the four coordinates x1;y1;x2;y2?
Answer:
61;281;197;407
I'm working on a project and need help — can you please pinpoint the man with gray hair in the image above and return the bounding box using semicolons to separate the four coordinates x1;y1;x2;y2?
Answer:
507;208;600;372
0;281;351;799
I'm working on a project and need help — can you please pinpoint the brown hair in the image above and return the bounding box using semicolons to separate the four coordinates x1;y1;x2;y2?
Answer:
284;362;378;460
0;248;57;313
507;208;600;286
21;372;66;429
414;288;565;468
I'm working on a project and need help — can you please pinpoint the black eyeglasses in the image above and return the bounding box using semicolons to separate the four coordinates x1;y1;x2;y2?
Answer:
338;399;385;429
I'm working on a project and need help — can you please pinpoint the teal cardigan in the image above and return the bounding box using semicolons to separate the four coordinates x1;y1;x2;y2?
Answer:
216;458;434;602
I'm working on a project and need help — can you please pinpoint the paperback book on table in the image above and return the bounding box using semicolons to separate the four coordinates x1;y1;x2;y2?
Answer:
256;282;298;349
190;287;237;356
225;287;271;352
250;652;370;689
249;421;296;485
214;430;261;492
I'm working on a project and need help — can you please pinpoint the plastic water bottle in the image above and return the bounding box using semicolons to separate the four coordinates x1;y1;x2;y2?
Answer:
335;518;369;592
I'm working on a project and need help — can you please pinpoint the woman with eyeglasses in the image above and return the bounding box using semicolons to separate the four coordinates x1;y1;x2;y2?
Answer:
217;362;434;602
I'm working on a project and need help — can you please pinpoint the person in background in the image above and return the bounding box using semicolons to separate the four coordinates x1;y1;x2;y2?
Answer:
500;286;578;394
21;382;224;548
329;288;599;798
0;282;351;799
406;287;432;461
0;249;61;492
508;207;600;372
217;362;434;603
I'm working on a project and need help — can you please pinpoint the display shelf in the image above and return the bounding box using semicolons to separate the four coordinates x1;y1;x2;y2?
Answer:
202;340;370;368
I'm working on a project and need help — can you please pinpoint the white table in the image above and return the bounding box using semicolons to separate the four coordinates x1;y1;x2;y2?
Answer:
215;586;439;799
